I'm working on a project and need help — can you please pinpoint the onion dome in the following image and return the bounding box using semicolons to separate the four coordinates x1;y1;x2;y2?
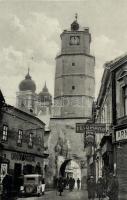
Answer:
38;82;52;102
71;13;79;31
19;69;36;92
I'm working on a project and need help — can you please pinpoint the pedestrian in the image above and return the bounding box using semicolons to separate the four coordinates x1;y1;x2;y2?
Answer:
96;177;104;200
77;178;80;190
57;176;64;196
41;177;45;195
107;173;119;200
63;177;67;189
66;176;69;189
72;178;75;190
2;173;13;200
87;176;96;200
69;177;74;191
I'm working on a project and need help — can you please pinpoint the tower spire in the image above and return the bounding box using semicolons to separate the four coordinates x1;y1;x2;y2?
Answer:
25;67;31;79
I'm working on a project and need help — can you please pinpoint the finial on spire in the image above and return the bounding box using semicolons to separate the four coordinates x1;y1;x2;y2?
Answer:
28;67;30;75
25;67;31;79
44;81;46;87
75;13;78;21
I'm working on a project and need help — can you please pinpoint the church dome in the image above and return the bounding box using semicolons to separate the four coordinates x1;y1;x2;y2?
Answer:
38;82;52;102
19;70;36;92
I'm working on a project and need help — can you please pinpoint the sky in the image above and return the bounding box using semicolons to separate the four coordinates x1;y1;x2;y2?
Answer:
0;0;127;105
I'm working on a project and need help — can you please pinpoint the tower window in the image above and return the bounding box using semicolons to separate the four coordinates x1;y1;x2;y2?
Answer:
72;86;75;90
72;62;75;66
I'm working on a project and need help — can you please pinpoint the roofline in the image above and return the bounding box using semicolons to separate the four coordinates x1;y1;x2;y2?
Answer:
5;104;45;126
96;53;127;107
109;53;127;72
60;29;90;38
96;65;111;106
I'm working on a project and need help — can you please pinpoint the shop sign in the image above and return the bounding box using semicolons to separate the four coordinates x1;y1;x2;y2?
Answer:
0;163;7;183
76;123;106;133
11;152;35;162
116;128;127;141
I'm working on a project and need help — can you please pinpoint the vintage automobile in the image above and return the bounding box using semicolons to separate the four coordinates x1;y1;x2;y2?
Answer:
20;174;45;197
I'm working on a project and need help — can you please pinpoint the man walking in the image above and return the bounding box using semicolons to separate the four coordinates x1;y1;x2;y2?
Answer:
57;176;64;196
77;178;80;190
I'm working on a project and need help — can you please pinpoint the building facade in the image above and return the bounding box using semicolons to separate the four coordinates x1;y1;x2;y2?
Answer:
95;63;113;182
49;17;95;188
92;54;127;199
0;94;46;190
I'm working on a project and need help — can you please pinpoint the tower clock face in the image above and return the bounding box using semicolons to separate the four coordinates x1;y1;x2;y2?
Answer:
70;36;80;45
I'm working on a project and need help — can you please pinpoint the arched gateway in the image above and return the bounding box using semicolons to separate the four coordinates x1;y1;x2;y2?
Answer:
59;159;81;188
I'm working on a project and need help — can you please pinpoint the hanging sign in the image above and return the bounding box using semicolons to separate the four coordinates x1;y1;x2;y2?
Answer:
76;123;106;133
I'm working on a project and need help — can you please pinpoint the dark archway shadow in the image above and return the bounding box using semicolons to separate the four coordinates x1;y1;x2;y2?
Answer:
59;159;71;177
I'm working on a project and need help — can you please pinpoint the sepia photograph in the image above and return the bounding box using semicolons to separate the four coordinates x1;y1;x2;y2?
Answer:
0;0;126;199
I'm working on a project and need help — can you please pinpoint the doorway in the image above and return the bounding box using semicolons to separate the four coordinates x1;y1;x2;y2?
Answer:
14;163;22;192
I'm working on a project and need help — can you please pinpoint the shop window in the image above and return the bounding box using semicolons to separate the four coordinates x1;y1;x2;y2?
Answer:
28;133;33;148
17;129;23;146
2;125;8;141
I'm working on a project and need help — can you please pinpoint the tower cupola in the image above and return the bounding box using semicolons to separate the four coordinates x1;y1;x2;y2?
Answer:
71;13;79;31
19;69;36;92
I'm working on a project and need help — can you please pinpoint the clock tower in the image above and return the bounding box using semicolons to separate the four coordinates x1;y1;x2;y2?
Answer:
54;16;95;118
49;16;95;188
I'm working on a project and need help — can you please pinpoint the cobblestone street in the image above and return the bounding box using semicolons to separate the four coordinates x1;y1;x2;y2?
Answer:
18;189;88;200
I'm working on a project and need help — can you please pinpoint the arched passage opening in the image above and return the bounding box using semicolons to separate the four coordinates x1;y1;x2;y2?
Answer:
59;159;81;188
59;159;71;177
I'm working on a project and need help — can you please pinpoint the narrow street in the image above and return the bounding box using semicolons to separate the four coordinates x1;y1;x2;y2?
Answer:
18;189;88;200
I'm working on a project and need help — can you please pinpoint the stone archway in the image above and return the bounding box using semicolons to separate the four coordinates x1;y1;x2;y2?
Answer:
59;159;82;188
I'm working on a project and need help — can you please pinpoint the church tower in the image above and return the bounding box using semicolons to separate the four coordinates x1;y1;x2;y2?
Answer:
36;82;52;131
16;69;37;115
49;16;95;188
54;15;95;118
